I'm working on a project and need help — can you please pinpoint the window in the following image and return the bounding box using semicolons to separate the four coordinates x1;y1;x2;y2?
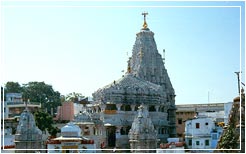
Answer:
120;127;127;135
196;123;200;128
149;105;156;112
120;126;131;135
196;141;200;145
120;105;131;111
205;140;209;146
105;104;117;110
178;118;182;125
161;128;165;134
212;134;217;140
188;139;192;146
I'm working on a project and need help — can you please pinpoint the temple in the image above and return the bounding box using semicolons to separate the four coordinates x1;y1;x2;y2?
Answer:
14;108;42;153
92;12;176;150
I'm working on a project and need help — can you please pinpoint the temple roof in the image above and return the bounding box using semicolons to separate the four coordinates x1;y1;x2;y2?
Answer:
93;73;162;104
93;13;175;106
61;122;81;133
15;109;42;141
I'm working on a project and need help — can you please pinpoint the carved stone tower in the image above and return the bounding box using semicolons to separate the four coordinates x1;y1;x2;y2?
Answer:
129;105;157;153
130;13;177;137
14;108;42;153
92;13;177;149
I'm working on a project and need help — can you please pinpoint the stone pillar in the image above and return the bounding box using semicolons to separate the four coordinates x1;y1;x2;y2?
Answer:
155;105;159;112
131;105;136;111
115;126;121;147
116;104;121;111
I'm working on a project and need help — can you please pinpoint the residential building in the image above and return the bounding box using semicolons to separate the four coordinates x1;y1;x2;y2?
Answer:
3;93;41;118
184;115;223;152
176;110;196;138
176;102;233;139
1;128;15;153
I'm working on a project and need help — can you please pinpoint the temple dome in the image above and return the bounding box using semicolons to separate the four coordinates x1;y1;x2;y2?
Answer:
93;73;162;104
61;122;81;132
74;110;92;122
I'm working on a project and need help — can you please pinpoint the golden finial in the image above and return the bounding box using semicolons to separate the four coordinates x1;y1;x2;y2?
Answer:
142;12;148;29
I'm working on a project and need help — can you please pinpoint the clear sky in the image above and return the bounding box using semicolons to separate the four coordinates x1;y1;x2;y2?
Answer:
0;0;245;104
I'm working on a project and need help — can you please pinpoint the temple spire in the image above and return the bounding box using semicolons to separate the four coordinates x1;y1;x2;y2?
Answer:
142;12;148;29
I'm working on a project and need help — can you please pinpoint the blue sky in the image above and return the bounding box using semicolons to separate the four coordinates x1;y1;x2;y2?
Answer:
1;0;245;104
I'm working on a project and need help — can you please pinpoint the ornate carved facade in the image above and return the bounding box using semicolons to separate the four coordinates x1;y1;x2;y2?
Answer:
14;108;42;153
92;13;176;149
128;105;157;153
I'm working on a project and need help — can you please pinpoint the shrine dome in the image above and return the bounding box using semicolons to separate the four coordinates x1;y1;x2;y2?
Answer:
61;122;81;137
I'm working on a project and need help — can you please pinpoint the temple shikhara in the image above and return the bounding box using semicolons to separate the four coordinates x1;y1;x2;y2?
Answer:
92;12;176;150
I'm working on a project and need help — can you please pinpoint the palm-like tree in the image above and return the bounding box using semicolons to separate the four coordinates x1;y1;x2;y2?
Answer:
66;92;84;102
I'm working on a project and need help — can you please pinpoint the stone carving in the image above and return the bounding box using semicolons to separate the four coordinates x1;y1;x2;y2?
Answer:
92;13;176;148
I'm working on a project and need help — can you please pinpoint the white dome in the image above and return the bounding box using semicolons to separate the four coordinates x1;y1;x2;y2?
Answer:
61;122;81;137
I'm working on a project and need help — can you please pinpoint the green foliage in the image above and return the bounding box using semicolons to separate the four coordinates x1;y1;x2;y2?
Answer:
34;110;60;137
22;81;61;114
4;82;23;93
66;92;84;102
48;126;60;137
4;82;23;100
34;110;54;132
4;81;61;114
218;125;239;150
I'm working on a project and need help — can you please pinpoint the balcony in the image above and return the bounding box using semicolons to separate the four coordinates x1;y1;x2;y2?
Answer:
6;101;41;108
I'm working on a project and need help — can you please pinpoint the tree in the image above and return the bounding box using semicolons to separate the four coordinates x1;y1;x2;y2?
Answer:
22;82;61;114
4;82;23;100
34;110;59;137
4;82;22;93
66;92;84;102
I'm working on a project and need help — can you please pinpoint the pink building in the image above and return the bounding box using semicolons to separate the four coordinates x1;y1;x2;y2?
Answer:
55;102;74;121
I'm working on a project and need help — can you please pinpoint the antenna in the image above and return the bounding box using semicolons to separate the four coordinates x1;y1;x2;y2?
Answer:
163;49;165;64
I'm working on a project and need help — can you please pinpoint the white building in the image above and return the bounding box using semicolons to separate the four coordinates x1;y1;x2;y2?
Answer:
1;128;15;153
47;122;96;153
184;116;223;152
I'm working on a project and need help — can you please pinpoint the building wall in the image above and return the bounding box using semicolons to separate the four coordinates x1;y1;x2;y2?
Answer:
4;93;41;118
185;118;214;137
224;102;233;125
56;102;74;121
176;102;232;138
74;103;83;115
185;117;215;149
176;111;196;137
